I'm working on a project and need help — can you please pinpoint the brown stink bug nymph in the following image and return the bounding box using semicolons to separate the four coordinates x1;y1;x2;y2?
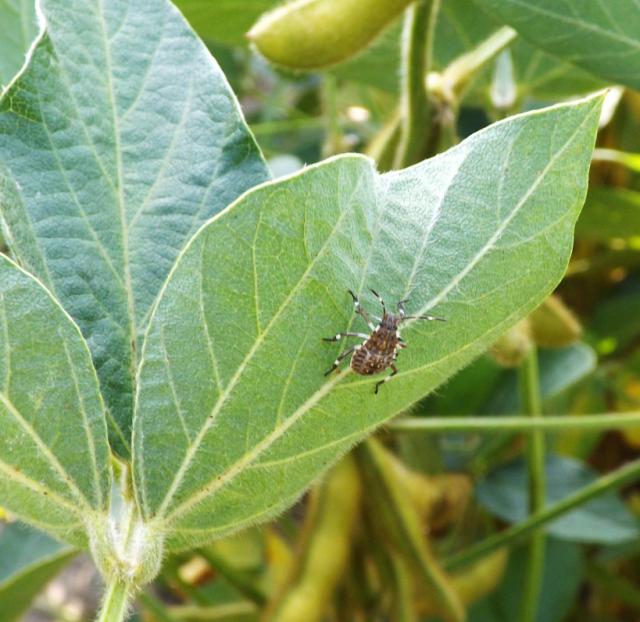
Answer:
323;289;445;394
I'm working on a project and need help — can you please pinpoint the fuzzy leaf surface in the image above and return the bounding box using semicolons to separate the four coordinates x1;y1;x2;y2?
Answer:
0;0;269;453
0;0;39;87
0;255;110;546
175;0;274;46
134;96;602;550
472;0;640;89
0;523;76;622
477;455;640;544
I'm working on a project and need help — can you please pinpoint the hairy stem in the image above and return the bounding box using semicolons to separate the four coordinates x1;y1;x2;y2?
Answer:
592;147;640;172
96;578;131;622
438;26;517;97
390;412;640;433
356;440;465;622
265;455;361;622
444;457;640;570
394;0;440;168
390;553;419;622
518;347;545;622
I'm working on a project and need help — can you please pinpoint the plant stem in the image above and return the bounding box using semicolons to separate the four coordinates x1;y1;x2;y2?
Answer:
394;0;440;168
356;440;465;622
390;553;418;622
518;347;545;622
197;548;268;605
96;578;131;622
439;26;517;97
322;74;344;157
390;412;640;433
444;457;640;571
592;148;640;172
266;456;361;622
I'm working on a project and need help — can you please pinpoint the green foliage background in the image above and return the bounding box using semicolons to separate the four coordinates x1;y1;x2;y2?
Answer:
0;1;639;621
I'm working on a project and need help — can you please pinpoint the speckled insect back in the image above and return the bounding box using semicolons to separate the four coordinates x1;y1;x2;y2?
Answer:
324;289;445;393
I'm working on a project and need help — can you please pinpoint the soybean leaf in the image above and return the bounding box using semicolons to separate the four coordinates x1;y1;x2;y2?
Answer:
176;0;603;100
0;0;270;455
175;0;275;46
439;6;605;102
469;538;583;622
333;0;604;99
472;0;640;90
0;255;110;546
421;344;596;417
476;455;640;544
419;356;503;417
507;44;605;102
483;343;597;414
590;292;640;354
0;522;76;622
0;0;39;87
133;95;602;550
577;186;640;242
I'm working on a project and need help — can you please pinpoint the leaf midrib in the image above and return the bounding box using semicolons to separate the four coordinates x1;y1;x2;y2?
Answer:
503;0;640;51
416;110;593;317
151;103;594;530
0;390;95;515
95;0;138;386
146;165;370;522
163;278;558;541
0;458;81;518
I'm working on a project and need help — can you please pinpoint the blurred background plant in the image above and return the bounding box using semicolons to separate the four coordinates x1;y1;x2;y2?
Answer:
1;0;639;621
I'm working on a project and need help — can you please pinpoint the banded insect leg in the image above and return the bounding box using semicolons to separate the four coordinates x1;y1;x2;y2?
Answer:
374;363;398;394
324;345;359;376
348;289;376;331
323;331;369;343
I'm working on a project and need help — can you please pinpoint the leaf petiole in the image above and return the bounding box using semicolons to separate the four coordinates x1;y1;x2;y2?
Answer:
96;578;131;622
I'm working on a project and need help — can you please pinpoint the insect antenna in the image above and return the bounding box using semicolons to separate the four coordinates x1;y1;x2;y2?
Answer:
370;288;386;314
404;315;446;322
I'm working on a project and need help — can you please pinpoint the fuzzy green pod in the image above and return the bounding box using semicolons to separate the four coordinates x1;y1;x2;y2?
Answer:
248;0;415;70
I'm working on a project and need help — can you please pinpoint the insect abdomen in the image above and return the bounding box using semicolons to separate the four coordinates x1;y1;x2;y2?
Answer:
350;343;396;375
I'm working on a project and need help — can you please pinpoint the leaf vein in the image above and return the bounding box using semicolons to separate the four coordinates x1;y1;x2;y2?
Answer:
0;391;94;515
60;336;103;510
150;167;370;522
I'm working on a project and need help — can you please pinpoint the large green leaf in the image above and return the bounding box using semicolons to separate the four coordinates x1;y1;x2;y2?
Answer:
133;95;602;550
422;344;596;418
578;186;640;242
0;522;76;622
0;0;39;87
175;0;603;100
483;344;597;415
175;0;275;46
469;538;583;622
0;255;110;546
333;0;604;99
472;0;640;90
0;0;270;454
476;455;640;544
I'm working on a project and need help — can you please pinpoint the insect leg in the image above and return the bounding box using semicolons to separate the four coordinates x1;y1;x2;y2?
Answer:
404;314;446;322
374;363;398;394
323;331;369;342
324;345;358;376
370;288;386;315
348;289;375;330
397;298;408;318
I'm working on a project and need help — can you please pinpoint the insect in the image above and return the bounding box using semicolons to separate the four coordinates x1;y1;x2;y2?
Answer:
323;289;445;394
